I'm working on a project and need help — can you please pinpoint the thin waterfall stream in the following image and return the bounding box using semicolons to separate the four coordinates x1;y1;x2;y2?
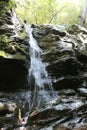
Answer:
29;28;51;89
25;24;57;114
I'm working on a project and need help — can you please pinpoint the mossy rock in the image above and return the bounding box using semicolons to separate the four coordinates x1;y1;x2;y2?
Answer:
39;34;60;42
80;49;87;56
0;35;9;44
0;51;7;57
12;53;26;61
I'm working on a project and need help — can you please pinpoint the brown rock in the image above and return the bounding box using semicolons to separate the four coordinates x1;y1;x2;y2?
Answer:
73;124;87;130
54;125;70;130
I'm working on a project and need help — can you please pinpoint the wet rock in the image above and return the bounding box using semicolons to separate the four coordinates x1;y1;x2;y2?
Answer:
47;56;79;77
28;106;71;126
53;124;70;130
0;101;18;127
58;89;76;96
28;93;85;127
0;1;29;90
68;24;87;35
73;124;87;130
32;24;66;40
77;88;87;96
32;24;84;91
77;49;87;62
0;102;16;116
53;75;82;90
21;24;87;129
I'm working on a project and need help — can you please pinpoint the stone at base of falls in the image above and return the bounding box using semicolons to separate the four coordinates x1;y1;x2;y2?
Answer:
73;124;87;130
53;125;70;130
54;124;87;130
27;90;85;127
77;88;87;96
0;101;18;126
0;57;28;91
28;107;71;126
27;92;87;129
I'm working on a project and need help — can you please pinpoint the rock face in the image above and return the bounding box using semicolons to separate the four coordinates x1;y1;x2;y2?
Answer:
1;1;87;129
25;24;87;130
32;24;87;90
0;0;29;90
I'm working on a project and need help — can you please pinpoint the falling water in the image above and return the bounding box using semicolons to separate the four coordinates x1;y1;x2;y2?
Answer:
25;24;57;112
29;28;52;89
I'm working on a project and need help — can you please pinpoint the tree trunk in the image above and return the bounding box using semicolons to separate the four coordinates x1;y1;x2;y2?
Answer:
80;0;87;25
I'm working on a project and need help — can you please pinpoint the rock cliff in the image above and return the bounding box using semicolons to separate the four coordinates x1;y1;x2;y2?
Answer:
0;0;28;90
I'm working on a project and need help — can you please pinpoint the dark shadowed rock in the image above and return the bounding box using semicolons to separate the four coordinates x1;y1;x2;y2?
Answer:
46;56;79;77
0;57;28;91
52;75;82;90
76;49;87;62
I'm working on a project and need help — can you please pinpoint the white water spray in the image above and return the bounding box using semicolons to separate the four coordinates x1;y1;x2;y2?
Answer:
25;24;57;113
26;25;52;89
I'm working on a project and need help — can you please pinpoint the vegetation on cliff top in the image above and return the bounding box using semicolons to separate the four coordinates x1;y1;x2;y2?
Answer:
14;0;83;25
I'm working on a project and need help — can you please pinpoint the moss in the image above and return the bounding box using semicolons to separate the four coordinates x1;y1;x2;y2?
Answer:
67;24;82;35
18;31;26;40
8;0;16;10
12;53;26;61
0;35;10;51
0;35;9;44
0;103;5;110
0;51;7;57
39;34;60;42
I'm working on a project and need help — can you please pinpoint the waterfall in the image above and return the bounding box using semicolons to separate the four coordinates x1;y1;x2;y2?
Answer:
29;28;52;89
25;24;57;112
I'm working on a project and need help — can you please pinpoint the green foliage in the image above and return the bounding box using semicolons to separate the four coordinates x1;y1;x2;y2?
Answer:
0;0;16;15
15;0;82;25
8;0;16;10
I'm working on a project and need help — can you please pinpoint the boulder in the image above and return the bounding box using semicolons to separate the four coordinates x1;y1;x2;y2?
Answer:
0;101;18;127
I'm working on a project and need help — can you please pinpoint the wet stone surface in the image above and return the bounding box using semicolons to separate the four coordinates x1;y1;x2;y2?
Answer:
0;89;87;130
